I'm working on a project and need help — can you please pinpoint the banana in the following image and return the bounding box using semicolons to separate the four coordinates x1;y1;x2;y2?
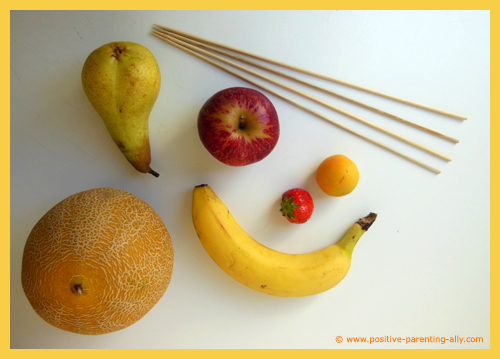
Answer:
192;184;377;297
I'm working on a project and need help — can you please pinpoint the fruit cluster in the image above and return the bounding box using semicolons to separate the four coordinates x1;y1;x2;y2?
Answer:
280;154;360;224
21;40;375;337
195;86;360;225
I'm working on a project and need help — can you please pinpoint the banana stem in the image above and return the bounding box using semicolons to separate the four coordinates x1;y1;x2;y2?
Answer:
337;213;377;255
357;212;377;230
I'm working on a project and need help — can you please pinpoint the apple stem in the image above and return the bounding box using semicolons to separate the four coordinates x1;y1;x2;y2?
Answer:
148;168;160;178
238;116;246;130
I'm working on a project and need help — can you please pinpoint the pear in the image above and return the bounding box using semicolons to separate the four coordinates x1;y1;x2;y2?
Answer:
82;42;161;177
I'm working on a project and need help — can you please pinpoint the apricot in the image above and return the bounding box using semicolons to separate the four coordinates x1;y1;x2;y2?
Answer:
316;155;359;197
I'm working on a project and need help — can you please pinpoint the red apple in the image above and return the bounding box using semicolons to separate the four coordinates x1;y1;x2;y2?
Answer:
198;87;280;166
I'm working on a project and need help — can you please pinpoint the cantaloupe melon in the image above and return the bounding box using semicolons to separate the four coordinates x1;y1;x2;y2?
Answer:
21;188;174;335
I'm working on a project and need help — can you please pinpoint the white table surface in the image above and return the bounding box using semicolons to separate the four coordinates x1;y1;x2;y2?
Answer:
10;10;490;349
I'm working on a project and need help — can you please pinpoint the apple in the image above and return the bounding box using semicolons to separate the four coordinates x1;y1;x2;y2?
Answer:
197;87;280;166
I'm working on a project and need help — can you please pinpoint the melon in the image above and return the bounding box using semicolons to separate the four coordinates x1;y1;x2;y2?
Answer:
21;188;174;335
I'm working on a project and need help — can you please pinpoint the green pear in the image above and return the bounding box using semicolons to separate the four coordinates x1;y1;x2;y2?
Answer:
82;42;161;177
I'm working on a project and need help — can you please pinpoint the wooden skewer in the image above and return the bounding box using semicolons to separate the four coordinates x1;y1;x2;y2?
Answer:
154;24;468;121
161;29;459;144
151;31;441;175
153;30;451;163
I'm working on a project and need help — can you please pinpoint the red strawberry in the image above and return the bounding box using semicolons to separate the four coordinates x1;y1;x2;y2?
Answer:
280;188;314;224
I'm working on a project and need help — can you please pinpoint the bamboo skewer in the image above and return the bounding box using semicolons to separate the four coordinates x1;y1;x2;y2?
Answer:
160;29;459;144
154;24;467;121
152;31;441;174
153;30;451;163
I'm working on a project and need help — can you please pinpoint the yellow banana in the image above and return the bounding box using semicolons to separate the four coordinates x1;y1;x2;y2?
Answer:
192;184;377;297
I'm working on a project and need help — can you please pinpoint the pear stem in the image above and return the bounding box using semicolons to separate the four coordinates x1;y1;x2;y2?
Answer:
148;168;160;177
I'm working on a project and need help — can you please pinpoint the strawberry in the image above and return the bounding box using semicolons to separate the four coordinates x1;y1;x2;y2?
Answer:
280;188;314;224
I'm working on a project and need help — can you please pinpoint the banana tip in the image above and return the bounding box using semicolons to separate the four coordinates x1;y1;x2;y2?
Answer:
358;212;377;231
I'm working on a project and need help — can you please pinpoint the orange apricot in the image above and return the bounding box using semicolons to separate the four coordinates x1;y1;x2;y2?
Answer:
316;154;359;197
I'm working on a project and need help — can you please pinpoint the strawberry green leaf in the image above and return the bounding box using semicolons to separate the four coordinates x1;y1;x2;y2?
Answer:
280;195;299;220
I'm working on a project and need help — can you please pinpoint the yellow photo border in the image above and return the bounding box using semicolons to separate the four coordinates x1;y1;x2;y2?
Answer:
5;5;494;355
